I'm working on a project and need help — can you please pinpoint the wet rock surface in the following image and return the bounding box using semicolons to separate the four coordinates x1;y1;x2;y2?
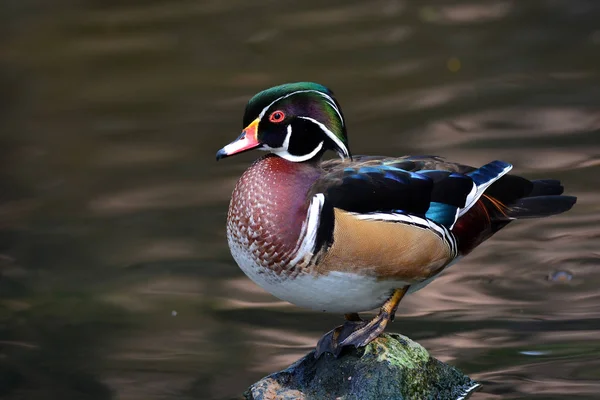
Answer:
244;333;480;400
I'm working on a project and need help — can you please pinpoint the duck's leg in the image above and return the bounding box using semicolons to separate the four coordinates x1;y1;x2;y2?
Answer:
314;287;409;358
344;313;362;321
338;287;408;348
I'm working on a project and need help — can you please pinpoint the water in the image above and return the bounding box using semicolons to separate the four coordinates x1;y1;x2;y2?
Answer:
1;1;599;399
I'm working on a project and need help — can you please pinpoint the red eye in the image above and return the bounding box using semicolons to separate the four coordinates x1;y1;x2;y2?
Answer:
269;110;285;123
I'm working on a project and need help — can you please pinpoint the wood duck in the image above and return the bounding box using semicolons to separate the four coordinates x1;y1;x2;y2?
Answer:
216;82;577;357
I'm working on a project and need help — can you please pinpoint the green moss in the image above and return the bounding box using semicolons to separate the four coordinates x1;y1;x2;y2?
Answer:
367;333;430;368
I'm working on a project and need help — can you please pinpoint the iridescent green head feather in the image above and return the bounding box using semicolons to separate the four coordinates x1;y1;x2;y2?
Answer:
216;82;351;162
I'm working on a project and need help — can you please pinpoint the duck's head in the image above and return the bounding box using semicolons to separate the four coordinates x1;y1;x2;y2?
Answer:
216;82;351;162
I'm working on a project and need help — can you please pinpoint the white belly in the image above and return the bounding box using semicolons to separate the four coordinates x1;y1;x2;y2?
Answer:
228;224;460;313
254;269;409;313
229;239;407;312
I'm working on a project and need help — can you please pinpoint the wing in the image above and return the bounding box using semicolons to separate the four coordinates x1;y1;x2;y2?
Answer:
311;155;512;229
301;155;573;279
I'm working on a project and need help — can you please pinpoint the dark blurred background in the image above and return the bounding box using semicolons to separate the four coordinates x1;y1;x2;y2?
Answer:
1;1;600;399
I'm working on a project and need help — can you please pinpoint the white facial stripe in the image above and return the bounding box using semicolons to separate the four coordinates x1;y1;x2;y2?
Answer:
258;90;344;126
255;89;348;160
273;141;324;162
283;124;292;148
263;123;326;162
322;98;344;124
260;124;292;153
298;116;349;159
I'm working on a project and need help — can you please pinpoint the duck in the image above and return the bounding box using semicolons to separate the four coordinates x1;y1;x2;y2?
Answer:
216;82;577;357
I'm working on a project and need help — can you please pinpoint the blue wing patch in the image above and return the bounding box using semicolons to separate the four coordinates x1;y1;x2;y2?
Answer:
426;202;460;228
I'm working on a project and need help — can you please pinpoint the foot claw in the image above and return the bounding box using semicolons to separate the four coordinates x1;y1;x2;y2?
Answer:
314;326;340;359
339;311;389;348
315;320;364;358
315;314;390;358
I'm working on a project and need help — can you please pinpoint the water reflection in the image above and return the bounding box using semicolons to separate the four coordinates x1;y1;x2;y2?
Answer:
2;0;600;399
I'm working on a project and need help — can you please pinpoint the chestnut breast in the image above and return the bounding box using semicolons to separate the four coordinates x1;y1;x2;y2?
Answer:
226;155;321;275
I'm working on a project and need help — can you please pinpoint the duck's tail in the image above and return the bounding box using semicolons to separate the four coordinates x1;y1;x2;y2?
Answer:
500;179;577;219
452;175;577;255
485;176;577;220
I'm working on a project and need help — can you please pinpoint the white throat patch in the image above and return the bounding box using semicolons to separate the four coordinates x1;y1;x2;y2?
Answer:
263;124;325;162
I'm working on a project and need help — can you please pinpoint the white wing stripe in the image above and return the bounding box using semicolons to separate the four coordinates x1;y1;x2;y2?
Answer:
459;164;512;218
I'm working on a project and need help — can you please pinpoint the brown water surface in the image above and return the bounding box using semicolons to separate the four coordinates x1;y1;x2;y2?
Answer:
1;1;600;399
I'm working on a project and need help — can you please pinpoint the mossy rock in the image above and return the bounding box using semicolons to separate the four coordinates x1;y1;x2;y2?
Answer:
244;333;480;400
